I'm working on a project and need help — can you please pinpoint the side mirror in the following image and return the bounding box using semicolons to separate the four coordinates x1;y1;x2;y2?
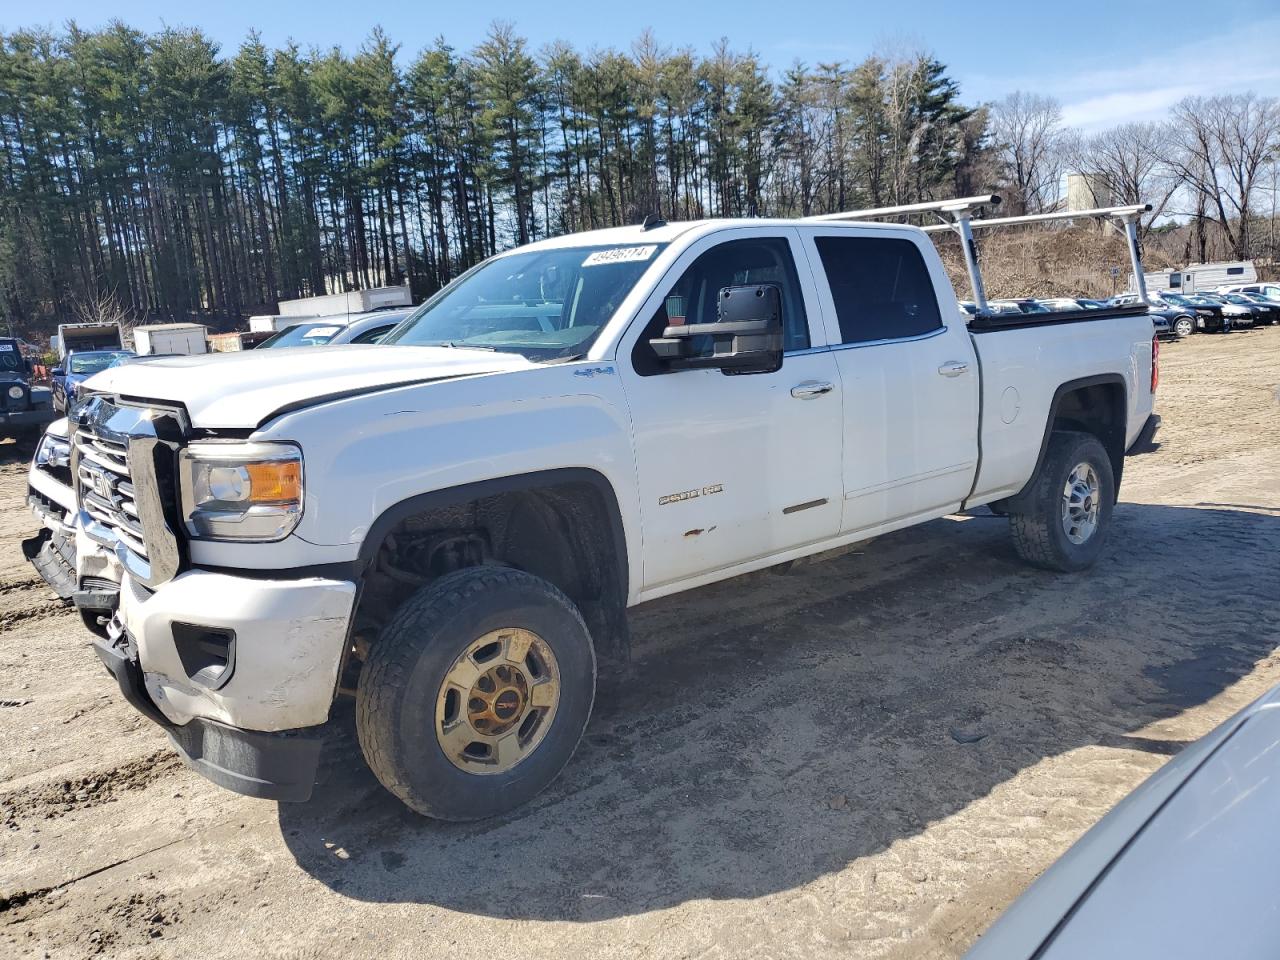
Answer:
649;283;783;374
51;367;64;377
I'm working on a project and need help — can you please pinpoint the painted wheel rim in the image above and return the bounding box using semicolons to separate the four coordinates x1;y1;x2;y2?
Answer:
1061;462;1101;545
435;628;560;775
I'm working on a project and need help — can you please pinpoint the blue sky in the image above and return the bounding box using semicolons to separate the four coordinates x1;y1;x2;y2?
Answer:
6;0;1279;132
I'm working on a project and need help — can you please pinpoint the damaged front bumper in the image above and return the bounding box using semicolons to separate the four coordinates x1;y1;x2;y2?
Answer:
98;567;357;801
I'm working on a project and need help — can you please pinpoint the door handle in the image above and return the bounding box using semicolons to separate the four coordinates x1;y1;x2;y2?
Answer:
938;361;969;378
791;380;834;399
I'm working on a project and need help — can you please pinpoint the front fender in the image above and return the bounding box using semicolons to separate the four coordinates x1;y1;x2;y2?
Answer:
251;364;642;601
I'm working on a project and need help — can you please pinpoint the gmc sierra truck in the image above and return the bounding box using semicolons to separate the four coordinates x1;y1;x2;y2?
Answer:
62;196;1158;820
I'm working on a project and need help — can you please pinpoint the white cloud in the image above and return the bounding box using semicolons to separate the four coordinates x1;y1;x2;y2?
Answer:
967;17;1280;131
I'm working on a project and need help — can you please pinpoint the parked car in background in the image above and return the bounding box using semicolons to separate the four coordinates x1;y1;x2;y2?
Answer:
1147;304;1197;339
0;336;56;442
1155;292;1230;333
1193;293;1253;329
1109;294;1195;339
966;683;1280;960
1219;292;1279;325
255;308;414;349
1217;282;1280;301
51;349;136;412
989;298;1050;315
22;417;76;601
22;416;121;629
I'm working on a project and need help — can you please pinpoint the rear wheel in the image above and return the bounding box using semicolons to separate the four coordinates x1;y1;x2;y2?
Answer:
356;566;596;820
1008;431;1114;572
1173;316;1194;338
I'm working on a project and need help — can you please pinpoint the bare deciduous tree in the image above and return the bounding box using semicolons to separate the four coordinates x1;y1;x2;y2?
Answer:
989;91;1064;214
1168;94;1280;259
1066;122;1178;232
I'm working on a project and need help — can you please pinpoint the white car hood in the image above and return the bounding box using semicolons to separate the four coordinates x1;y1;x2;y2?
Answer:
84;345;534;428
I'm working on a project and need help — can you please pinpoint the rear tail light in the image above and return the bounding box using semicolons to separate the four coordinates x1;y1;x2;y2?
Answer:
1151;335;1159;393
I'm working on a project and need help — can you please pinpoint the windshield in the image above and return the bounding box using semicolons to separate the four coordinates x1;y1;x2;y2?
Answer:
1161;293;1189;305
0;342;20;371
258;323;346;349
69;351;133;374
384;243;668;360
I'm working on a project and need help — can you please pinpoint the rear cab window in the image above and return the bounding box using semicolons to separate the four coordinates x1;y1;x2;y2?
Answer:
810;235;943;344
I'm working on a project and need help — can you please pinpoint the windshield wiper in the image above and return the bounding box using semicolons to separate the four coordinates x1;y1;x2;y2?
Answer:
426;340;498;351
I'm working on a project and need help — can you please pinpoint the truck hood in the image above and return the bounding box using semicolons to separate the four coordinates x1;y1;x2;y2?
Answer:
83;345;535;428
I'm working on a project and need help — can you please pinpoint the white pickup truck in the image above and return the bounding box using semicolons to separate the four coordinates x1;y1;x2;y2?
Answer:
66;197;1158;819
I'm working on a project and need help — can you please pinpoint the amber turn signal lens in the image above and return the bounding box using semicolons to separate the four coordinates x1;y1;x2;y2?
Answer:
245;460;302;503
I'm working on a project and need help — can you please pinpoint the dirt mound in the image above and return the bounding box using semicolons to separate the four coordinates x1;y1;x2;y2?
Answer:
934;225;1177;301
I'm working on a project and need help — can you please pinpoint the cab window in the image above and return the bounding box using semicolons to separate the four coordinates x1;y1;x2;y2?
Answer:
815;236;943;344
632;236;809;375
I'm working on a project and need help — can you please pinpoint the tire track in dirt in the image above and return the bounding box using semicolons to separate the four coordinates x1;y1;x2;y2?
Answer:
1;751;183;831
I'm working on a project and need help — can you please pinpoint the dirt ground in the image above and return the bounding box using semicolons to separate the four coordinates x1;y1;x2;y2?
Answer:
2;328;1278;960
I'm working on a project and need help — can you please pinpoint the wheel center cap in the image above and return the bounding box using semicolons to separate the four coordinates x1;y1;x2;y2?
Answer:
493;688;523;720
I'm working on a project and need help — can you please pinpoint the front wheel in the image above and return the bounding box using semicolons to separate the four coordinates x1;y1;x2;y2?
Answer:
1173;316;1194;338
356;566;596;820
1007;431;1115;572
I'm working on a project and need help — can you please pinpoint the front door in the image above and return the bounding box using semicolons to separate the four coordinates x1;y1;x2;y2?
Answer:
618;229;844;592
801;229;979;535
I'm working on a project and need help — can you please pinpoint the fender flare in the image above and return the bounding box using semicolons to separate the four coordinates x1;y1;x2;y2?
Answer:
353;467;632;665
998;373;1129;510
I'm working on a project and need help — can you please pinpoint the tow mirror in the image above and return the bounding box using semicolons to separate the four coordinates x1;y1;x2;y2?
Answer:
649;283;783;374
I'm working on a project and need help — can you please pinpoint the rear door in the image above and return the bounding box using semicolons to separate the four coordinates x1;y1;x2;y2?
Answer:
800;227;979;534
618;228;844;591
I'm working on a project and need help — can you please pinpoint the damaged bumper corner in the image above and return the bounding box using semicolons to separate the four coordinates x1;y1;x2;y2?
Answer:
102;567;357;801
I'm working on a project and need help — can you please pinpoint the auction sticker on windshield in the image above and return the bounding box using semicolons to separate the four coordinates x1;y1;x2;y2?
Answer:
582;245;658;267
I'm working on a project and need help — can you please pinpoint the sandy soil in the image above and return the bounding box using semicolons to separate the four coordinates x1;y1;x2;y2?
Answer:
2;328;1279;960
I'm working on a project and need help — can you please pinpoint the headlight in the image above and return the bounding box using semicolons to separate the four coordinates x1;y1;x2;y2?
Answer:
35;431;71;469
7;385;22;400
179;441;303;541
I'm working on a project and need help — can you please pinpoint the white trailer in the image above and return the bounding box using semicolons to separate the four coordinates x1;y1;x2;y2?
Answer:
276;285;412;319
132;323;208;356
1130;260;1256;295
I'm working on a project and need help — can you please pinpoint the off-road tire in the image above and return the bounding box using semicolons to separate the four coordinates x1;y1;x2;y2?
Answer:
1008;431;1114;573
356;566;596;820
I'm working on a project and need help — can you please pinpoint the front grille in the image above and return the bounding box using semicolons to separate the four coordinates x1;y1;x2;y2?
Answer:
70;395;186;588
75;426;150;562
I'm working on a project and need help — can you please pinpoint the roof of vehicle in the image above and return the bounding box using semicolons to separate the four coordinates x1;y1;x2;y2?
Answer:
133;322;208;332
512;217;921;253
291;307;415;330
328;311;411;344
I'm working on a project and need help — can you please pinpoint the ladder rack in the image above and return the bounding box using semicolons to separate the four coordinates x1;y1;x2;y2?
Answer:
806;198;1153;312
